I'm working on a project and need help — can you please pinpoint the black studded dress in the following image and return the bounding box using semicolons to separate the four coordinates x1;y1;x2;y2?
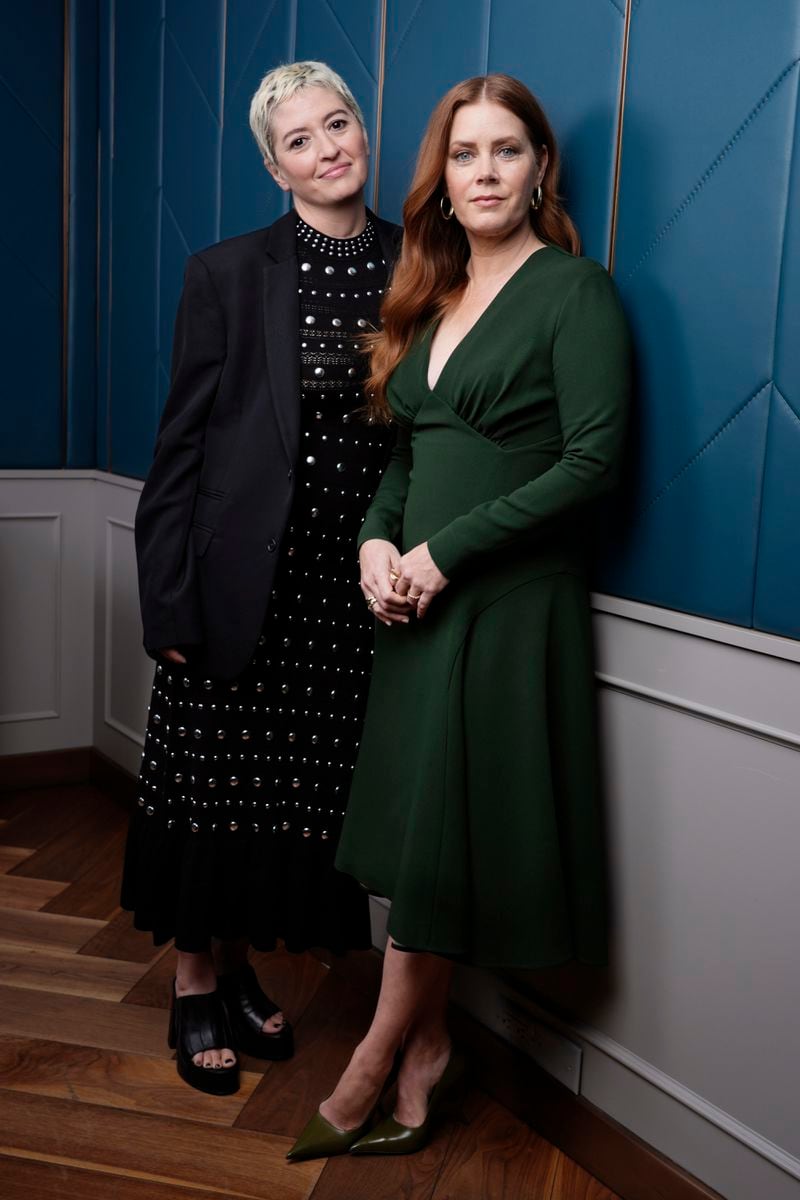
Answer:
121;217;390;955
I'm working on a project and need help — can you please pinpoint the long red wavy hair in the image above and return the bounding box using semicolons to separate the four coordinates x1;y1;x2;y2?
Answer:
364;74;579;421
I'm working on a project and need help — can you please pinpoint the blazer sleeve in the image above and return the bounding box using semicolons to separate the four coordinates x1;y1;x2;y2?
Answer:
135;253;227;655
426;266;631;579
357;422;413;548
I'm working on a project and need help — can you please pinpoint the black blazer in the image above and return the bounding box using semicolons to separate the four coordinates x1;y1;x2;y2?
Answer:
135;208;402;680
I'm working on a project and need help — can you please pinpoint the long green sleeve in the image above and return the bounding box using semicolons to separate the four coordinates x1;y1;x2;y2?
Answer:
357;422;412;548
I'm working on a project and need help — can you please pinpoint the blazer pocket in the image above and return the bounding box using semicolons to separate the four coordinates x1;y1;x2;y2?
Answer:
197;485;226;500
191;522;215;557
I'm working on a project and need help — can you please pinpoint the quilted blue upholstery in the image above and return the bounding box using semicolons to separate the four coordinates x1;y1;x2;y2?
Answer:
378;0;625;261
599;0;800;638
5;0;800;640
66;0;99;467
0;1;63;467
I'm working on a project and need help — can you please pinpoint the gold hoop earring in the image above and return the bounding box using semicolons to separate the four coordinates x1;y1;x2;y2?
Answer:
531;185;543;211
440;195;454;221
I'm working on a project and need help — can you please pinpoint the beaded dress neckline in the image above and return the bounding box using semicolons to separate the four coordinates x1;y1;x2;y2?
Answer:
296;215;376;259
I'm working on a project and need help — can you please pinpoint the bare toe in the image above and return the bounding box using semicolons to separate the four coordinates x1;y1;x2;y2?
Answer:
264;1011;286;1034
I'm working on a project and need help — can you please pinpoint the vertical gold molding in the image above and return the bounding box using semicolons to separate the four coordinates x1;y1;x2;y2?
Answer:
61;0;72;463
608;0;633;274
372;0;388;213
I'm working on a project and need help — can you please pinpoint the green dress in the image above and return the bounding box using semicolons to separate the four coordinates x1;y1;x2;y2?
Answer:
335;246;631;969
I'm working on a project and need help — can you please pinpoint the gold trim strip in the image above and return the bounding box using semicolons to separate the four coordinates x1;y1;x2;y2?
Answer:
62;0;72;462
372;0;388;213
608;0;633;274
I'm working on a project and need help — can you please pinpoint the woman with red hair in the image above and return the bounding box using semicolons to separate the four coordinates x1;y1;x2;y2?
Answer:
289;73;631;1160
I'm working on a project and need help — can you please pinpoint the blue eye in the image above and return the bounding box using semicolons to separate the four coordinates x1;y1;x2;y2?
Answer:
453;150;472;162
498;146;518;158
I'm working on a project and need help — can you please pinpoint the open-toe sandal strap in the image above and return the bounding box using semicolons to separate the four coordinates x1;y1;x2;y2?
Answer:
175;991;235;1059
222;962;282;1026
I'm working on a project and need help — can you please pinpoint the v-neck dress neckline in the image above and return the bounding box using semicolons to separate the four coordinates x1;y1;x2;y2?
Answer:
425;245;554;393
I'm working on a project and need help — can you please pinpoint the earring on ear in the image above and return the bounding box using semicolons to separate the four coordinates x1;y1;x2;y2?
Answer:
440;195;454;221
531;185;543;211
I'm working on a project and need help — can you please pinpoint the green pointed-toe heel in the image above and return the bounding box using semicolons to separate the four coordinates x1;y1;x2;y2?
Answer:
286;1109;375;1162
349;1053;466;1157
287;1051;404;1162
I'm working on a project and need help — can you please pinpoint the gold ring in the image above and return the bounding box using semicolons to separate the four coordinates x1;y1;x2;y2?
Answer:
389;569;400;583
366;596;378;609
408;592;422;601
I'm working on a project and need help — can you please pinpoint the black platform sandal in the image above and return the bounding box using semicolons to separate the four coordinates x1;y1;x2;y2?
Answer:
217;961;294;1061
168;980;240;1095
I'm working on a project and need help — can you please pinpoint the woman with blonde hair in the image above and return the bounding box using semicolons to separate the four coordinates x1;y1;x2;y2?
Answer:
289;72;630;1159
122;60;401;1096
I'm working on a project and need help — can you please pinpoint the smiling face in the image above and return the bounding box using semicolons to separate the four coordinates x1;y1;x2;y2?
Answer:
267;85;369;217
444;99;548;242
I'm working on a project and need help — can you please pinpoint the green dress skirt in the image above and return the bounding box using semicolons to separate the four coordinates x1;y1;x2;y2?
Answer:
335;246;631;969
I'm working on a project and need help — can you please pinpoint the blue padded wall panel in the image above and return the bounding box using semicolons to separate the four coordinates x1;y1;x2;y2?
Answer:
107;1;165;478
295;0;381;207
220;0;295;238
0;1;63;467
66;0;99;467
753;81;800;639
487;0;625;264
600;0;800;635
96;0;114;469
377;0;489;222
602;382;771;624
160;0;225;412
162;1;224;254
752;392;800;639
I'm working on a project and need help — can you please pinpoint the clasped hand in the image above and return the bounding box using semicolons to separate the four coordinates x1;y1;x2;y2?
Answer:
359;538;449;624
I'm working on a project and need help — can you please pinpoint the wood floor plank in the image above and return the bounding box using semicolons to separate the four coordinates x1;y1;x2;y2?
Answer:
550;1152;622;1200
309;1140;447;1200
0;846;34;873
430;1090;559;1200
234;969;377;1138
0;1155;221;1200
12;792;126;883
41;824;129;920
78;907;161;963
0;875;68;911
0;787;105;852
0;1091;324;1200
0;1036;261;1128
0;792;36;821
0;985;170;1059
0;943;145;1001
0;906;105;953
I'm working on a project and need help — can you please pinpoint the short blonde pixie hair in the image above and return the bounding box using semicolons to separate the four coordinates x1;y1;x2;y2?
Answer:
249;61;368;169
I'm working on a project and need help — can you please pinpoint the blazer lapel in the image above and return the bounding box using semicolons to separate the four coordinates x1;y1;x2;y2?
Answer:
263;212;300;467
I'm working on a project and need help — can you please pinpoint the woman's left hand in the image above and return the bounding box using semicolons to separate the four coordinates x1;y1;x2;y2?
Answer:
393;543;449;618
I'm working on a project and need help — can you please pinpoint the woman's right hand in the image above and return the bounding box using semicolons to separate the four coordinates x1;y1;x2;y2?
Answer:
160;647;188;664
359;539;411;626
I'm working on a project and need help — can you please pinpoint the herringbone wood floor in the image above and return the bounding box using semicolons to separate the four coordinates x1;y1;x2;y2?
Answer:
0;784;620;1200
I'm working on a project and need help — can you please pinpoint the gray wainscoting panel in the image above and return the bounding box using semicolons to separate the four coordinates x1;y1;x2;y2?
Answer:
0;475;94;754
0;514;61;723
